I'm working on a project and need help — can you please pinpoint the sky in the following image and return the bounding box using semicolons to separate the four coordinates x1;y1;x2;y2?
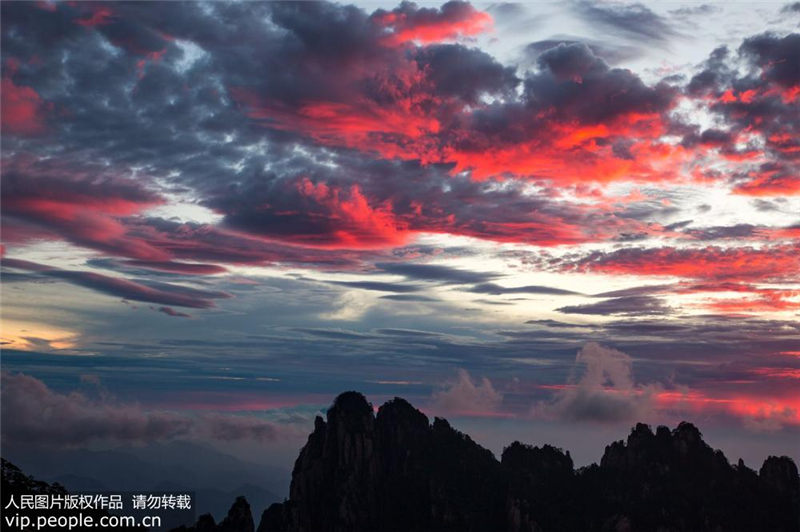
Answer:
1;0;799;472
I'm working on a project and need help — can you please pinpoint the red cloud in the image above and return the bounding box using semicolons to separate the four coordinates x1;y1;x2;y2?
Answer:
1;76;47;135
751;367;800;380
702;291;800;314
75;5;114;27
233;40;682;187
732;168;800;196
444;112;687;183
373;2;492;46
655;390;800;428
236;91;684;186
292;178;413;248
1;156;168;260
568;244;800;282
687;34;800;196
235;90;443;164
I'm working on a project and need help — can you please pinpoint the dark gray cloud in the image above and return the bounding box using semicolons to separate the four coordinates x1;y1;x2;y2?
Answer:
520;42;676;125
375;328;444;338
289;328;373;340
558;296;671;316
3;258;230;309
782;2;800;13
415;44;519;103
740;33;800;87
592;285;672;298
682;224;759;240
378;294;439;302
469;283;581;296
375;262;500;284
329;280;423;293
525;37;642;65
669;4;720;17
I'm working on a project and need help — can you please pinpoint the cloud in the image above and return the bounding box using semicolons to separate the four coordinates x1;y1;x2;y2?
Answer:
329;280;423;293
414;44;518;103
379;294;438;302
229;6;681;187
470;282;581;296
1;0;689;262
0;372;289;445
372;1;493;46
376;262;499;284
683;33;800;196
431;368;503;415
533;343;664;423
1;156;166;260
525;38;642;65
1;73;48;135
571;1;678;43
669;4;719;17
217;178;413;249
681;224;760;241
122;260;228;275
557;295;671;316
3;258;230;309
781;2;800;14
742;407;799;432
592;284;673;298
158;306;191;318
563;244;800;282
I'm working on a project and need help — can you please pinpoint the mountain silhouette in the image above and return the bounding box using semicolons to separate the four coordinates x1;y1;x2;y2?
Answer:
255;392;799;532
4;392;798;532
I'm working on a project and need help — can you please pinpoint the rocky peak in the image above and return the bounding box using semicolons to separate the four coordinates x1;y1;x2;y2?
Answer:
671;421;704;455
327;391;373;433
376;397;429;434
501;442;573;478
323;391;376;471
375;397;430;476
628;422;654;443
217;496;254;532
655;424;671;440
600;420;719;471
313;415;325;433
286;391;381;531
760;455;800;494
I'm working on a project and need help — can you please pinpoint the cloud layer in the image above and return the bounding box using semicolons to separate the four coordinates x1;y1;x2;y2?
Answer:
1;372;293;445
1;1;798;461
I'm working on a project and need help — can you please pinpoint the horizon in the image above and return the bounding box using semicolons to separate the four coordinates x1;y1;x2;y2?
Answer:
1;0;799;504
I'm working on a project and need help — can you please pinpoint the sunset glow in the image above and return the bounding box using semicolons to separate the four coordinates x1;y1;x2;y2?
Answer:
1;0;798;469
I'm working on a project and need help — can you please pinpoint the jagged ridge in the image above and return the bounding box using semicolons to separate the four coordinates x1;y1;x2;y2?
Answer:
254;392;799;532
